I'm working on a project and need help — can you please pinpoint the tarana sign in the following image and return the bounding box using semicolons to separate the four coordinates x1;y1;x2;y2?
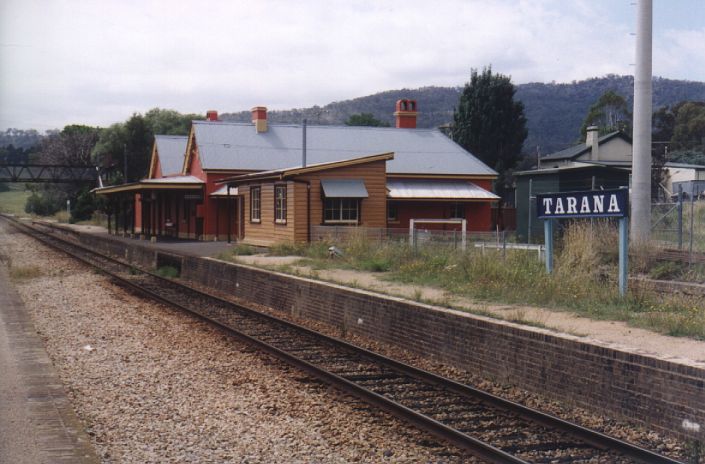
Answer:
536;188;628;219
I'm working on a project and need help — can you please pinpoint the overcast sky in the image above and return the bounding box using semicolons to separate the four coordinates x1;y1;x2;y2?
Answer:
1;0;703;131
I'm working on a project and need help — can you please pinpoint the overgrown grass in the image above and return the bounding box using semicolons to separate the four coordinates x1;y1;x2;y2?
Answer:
9;265;43;280
262;224;705;339
0;185;31;215
155;265;179;278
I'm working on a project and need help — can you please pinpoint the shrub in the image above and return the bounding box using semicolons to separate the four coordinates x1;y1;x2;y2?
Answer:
155;265;179;278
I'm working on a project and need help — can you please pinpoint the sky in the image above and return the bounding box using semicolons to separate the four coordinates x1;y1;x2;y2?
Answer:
1;0;704;131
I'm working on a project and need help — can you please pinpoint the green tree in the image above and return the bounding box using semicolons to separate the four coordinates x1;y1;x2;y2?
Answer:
25;125;101;220
345;113;389;127
451;66;527;194
579;90;632;138
670;101;705;153
92;108;202;184
144;108;203;135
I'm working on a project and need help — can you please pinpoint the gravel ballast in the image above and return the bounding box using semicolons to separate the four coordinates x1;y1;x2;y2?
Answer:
0;224;477;463
0;222;689;463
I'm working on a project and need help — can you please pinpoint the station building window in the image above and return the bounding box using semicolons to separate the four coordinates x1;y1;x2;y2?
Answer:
274;184;287;224
250;186;261;223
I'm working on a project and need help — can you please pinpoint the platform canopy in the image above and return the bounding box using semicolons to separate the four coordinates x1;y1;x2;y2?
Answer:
93;175;204;195
386;179;499;201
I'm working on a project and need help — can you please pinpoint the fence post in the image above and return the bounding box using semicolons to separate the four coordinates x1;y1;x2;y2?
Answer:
689;183;695;267
678;185;683;249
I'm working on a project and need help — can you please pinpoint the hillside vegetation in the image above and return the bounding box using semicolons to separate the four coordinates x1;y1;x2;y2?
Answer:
220;75;705;154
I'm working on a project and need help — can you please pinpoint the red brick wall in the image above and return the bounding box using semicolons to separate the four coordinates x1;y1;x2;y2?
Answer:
54;226;705;443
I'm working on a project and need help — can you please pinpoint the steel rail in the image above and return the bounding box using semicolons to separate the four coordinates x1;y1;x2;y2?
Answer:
2;216;684;464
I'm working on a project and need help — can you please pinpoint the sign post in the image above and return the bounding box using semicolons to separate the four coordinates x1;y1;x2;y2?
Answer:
536;188;629;296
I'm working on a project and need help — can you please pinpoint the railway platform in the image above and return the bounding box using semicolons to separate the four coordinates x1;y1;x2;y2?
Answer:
0;265;99;464
37;220;234;257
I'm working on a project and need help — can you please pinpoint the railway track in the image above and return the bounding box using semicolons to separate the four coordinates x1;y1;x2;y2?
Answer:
3;216;683;464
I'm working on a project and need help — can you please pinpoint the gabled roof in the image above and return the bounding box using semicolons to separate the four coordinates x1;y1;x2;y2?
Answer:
152;135;188;177
541;131;631;162
188;121;497;177
220;152;394;184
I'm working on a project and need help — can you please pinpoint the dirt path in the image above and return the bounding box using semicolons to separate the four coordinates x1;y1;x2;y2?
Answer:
234;254;705;367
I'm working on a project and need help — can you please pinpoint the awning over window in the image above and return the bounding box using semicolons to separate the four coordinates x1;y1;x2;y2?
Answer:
386;180;500;200
320;179;368;198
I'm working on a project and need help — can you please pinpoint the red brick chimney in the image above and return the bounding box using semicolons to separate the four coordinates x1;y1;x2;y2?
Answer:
206;110;219;121
251;106;267;133
394;99;418;129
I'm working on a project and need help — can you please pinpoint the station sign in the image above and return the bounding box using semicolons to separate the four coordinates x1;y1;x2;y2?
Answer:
536;188;628;219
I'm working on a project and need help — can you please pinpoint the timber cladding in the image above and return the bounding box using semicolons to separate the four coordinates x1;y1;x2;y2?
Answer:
40;223;705;442
239;159;388;246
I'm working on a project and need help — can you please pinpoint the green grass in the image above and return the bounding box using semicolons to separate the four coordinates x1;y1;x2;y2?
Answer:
0;184;31;215
155;265;179;278
254;224;705;340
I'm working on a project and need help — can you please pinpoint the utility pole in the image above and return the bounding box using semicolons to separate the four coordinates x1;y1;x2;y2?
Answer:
631;0;653;242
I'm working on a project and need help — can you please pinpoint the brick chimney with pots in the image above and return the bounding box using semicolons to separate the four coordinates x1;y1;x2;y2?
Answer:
206;110;219;121
586;125;599;160
394;99;418;129
251;106;267;133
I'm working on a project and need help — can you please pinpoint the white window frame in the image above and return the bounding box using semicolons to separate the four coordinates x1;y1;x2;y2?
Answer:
323;197;360;224
250;186;261;223
274;184;287;224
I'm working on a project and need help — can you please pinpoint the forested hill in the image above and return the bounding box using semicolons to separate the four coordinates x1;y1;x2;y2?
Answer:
220;75;705;155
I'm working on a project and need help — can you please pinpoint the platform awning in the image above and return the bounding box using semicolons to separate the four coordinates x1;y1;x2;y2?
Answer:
386;180;500;200
210;185;239;197
320;179;368;198
93;175;204;195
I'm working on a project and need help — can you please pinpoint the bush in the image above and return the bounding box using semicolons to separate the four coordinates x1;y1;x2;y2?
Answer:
155;265;179;278
24;192;63;216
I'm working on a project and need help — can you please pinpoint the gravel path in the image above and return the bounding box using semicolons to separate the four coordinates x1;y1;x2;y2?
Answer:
0;225;477;463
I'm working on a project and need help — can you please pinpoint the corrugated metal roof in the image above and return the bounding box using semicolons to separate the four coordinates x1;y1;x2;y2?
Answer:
192;121;496;176
387;179;499;200
210;185;239;196
143;175;203;184
321;179;369;198
540;131;627;161
154;135;188;176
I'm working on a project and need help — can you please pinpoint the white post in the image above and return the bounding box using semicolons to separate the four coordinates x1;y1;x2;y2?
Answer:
461;219;467;251
409;219;415;247
631;0;653;242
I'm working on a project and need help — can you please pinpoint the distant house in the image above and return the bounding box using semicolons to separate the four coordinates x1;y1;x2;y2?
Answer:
664;162;705;198
95;101;500;246
515;126;632;241
515;125;705;240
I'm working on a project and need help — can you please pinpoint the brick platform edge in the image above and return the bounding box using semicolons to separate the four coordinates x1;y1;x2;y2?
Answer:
0;266;100;464
42;223;705;442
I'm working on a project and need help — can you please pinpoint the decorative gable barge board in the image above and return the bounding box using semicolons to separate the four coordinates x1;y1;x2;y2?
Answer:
39;222;705;442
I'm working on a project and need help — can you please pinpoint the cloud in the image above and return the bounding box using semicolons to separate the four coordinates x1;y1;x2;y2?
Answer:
0;0;701;130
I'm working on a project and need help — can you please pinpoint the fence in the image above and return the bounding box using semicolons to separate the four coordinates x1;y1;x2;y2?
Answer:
651;185;705;264
311;225;512;250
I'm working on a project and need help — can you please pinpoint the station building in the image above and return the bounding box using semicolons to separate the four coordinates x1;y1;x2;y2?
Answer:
95;101;500;246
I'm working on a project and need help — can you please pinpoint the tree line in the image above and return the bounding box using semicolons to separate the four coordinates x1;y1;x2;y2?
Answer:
20;109;202;221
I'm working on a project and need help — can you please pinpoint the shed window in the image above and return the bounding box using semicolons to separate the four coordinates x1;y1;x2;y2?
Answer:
250;186;261;222
274;184;287;224
324;198;359;224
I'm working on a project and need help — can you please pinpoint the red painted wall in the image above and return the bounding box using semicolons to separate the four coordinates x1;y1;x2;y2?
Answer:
389;201;493;231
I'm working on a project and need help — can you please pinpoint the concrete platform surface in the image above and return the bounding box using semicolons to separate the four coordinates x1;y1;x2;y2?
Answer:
0;266;99;464
38;220;235;258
